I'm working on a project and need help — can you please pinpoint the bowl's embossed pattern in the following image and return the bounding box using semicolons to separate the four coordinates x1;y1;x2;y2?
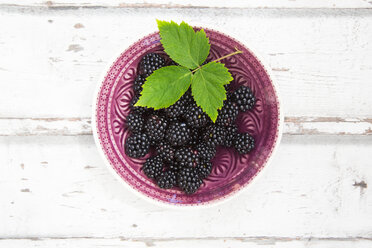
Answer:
95;30;280;206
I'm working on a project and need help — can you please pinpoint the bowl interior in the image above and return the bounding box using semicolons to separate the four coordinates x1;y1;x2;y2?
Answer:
95;29;281;206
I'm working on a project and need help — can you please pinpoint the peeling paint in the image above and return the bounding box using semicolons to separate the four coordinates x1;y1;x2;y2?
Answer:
272;67;290;71
66;44;84;53
74;23;85;29
353;181;367;189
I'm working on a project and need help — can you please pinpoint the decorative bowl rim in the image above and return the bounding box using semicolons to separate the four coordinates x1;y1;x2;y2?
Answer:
92;28;284;209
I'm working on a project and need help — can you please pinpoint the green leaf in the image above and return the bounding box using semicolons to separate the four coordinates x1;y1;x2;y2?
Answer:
157;20;210;69
136;66;192;110
191;62;233;122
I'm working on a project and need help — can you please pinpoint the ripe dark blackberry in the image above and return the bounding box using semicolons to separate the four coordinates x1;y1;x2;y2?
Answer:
188;128;201;147
203;125;226;147
167;116;180;124
168;162;181;172
184;104;209;128
196;143;216;161
180;90;194;107
164;96;187;118
143;155;163;179
156;141;175;163
130;94;148;116
234;133;255;154
175;147;199;168
166;121;191;147
126;111;144;133
133;74;146;94
145;114;168;145
196;160;212;179
178;167;203;194
168;60;178;66
140;53;165;77
157;171;177;189
216;101;239;127
232;85;256;112
223;125;238;147
125;133;150;158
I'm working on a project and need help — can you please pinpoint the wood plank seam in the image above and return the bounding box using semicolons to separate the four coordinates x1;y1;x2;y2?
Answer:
1;1;372;9
0;117;371;136
0;236;371;241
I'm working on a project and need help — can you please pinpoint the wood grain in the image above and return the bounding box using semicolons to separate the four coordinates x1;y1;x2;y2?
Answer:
0;3;372;246
0;117;371;136
0;0;371;9
1;136;371;237
0;237;372;248
0;8;371;119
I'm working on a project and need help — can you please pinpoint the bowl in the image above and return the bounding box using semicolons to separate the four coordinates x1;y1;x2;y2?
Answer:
92;28;283;207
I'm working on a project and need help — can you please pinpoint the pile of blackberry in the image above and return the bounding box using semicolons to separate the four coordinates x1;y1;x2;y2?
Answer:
125;53;256;194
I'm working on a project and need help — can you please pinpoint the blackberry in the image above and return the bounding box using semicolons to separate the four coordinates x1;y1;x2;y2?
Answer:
130;94;148;116
196;143;216;161
180;90;194;107
188;128;201;147
168;162;181;172
234;133;255;154
145;114;168;145
157;171;177;189
203;125;226;147
156;141;175;163
167;116;179;123
133;74;146;94
232;86;256;112
175;147;199;168
178;167;203;194
168;60;178;66
140;53;165;77
216;101;239;127
184;104;209;128
196;160;212;179
164;96;187;118
223;125;238;147
143;155;163;179
125;133;150;158
166;121;191;147
126;111;144;133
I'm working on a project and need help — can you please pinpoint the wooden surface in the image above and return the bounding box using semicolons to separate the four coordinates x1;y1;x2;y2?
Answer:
0;1;371;247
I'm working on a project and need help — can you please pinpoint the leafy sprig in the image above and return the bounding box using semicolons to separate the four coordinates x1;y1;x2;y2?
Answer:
136;20;242;122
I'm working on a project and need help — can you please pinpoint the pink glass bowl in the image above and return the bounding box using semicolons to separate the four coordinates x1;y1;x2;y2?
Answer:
93;29;282;207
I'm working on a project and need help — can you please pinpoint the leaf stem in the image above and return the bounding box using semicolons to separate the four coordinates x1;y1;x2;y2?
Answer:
191;47;243;73
212;48;243;63
191;66;202;73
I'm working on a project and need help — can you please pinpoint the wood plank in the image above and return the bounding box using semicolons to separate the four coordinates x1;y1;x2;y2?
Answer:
0;0;371;9
1;135;371;237
0;118;92;136
0;117;372;136
0;9;371;119
0;237;372;248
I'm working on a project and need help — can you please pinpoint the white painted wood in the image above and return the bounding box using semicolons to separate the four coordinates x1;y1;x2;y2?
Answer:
1;136;371;238
0;3;372;246
0;118;92;136
283;117;372;135
0;9;371;118
0;237;371;248
1;117;371;136
0;0;371;9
